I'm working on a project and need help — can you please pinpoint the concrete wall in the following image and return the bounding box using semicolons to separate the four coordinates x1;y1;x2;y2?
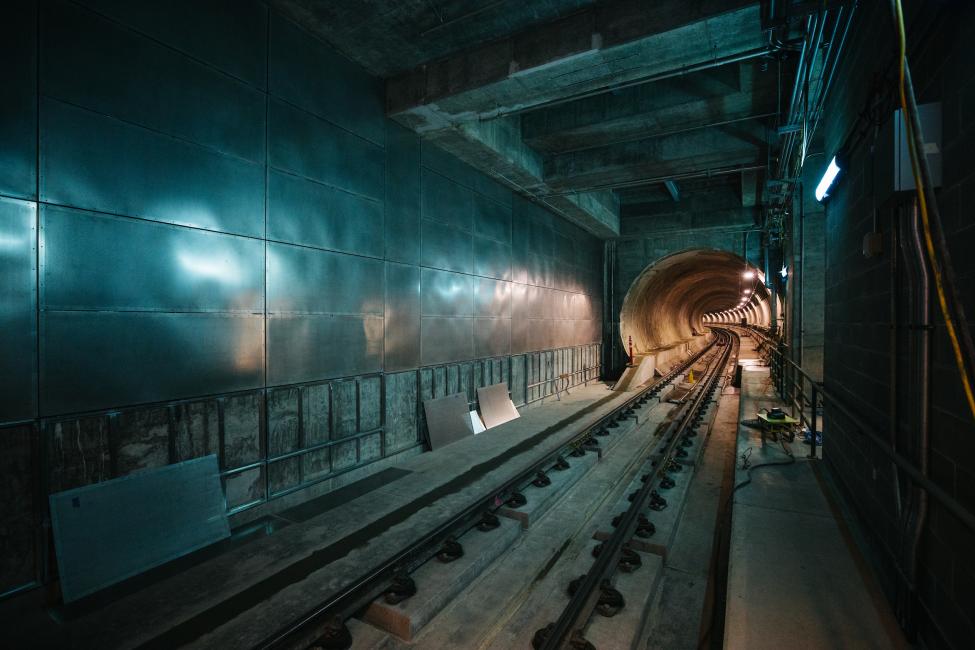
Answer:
0;0;602;597
819;2;975;645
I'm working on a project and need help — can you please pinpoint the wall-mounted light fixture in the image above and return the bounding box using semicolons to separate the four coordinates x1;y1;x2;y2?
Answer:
780;265;789;279
815;155;843;202
742;270;755;280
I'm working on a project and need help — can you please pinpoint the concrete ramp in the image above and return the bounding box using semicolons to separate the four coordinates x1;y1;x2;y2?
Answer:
613;355;656;391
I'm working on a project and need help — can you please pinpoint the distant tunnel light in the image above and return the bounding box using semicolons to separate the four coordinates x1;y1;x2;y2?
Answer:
815;156;841;202
742;270;755;280
780;265;789;279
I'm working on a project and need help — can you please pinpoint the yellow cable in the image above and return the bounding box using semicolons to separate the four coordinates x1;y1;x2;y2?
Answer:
894;0;975;421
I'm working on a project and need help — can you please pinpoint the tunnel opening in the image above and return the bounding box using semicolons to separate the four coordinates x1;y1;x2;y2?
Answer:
618;249;771;368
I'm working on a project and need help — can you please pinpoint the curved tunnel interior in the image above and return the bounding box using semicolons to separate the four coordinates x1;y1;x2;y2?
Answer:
619;248;771;355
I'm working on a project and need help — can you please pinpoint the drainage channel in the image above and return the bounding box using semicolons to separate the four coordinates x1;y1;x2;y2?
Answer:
261;337;724;650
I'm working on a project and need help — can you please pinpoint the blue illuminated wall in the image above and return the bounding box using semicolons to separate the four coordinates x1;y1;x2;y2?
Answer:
0;0;603;597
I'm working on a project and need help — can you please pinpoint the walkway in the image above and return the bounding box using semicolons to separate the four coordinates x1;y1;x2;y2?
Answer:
723;335;907;649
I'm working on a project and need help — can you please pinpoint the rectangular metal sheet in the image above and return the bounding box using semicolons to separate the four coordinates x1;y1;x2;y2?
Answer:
41;311;264;416
40;97;265;238
474;277;512;318
268;170;382;258
474;318;511;358
422;392;474;450
77;0;268;88
421;168;473;232
420;317;473;366
0;197;36;422
474;174;512;207
41;205;264;313
473;236;512;281
0;0;36;200
420;220;473;274
49;454;229;602
267;314;383;386
268;13;384;145
473;194;511;243
384;122;420;265
267;242;383;316
476;383;520;429
511;317;529;355
384;263;420;372
268;98;383;201
420;141;480;189
42;0;265;162
421;268;473;317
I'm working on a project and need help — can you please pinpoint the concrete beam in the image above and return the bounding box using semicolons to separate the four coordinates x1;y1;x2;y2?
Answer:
423;118;621;238
387;0;764;130
543;120;770;192
522;61;782;154
620;206;759;238
741;169;761;207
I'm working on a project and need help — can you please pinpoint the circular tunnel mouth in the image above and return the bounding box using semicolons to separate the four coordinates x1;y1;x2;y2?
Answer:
619;248;770;355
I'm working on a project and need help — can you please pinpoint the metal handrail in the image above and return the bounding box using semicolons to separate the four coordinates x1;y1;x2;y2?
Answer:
526;364;601;390
737;324;975;533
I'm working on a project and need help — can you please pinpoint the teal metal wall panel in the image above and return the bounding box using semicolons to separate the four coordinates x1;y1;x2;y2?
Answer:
420;221;473;274
474;318;511;358
421;168;473;232
421;317;473;366
385;263;420;372
268;170;383;259
420;140;479;189
0;0;37;200
473;236;513;282
420;269;474;317
76;0;268;89
39;98;265;238
267;315;383;385
268;14;384;145
384;123;420;265
0;198;37;422
267;242;384;316
474;277;512;318
268;98;383;201
473;194;511;243
42;0;266;163
49;454;229;602
40;311;264;415
41;205;264;313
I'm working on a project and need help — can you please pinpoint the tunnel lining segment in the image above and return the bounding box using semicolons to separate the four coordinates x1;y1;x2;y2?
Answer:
619;248;770;355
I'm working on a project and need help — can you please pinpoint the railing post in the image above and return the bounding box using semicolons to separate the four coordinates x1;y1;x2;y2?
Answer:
809;384;818;459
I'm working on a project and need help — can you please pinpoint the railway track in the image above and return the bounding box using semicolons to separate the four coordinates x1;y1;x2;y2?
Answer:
267;328;739;650
533;328;738;650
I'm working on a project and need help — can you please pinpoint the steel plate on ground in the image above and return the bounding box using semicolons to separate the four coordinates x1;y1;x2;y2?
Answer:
477;382;520;429
423;392;474;450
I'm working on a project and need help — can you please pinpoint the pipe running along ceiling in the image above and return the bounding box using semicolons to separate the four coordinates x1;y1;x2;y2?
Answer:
619;248;770;354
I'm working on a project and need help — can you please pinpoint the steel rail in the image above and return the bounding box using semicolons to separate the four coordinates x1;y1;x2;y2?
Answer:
258;338;724;649
538;329;738;650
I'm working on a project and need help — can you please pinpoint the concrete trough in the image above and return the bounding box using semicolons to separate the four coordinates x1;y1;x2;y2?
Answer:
584;548;664;650
361;515;522;640
498;450;599;528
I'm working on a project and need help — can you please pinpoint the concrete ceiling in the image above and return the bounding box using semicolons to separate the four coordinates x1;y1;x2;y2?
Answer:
281;0;835;240
269;0;596;76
